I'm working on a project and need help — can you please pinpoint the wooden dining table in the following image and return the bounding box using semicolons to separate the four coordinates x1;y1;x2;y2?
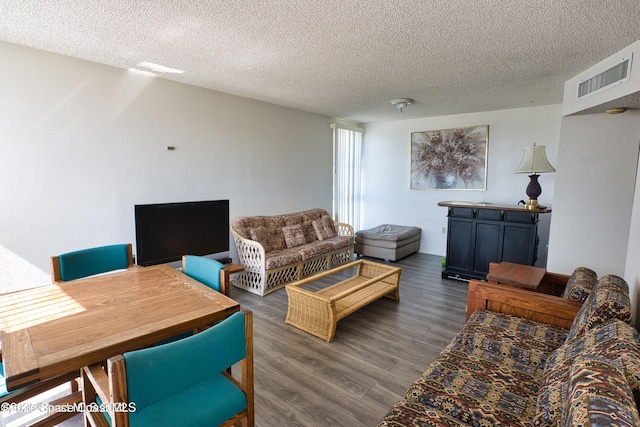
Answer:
0;264;240;391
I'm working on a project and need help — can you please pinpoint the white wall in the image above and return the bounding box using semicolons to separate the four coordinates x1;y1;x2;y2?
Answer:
547;111;640;276
0;41;332;290
362;105;562;263
625;149;640;327
5;40;638;315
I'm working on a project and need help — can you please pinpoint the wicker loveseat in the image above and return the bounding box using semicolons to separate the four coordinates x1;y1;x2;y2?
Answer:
231;208;354;296
378;270;640;426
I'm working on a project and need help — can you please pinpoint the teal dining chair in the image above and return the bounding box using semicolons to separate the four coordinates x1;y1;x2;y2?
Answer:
182;255;227;295
50;243;134;282
153;256;227;346
82;310;254;427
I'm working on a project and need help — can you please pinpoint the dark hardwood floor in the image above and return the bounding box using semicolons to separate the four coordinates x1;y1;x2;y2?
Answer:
230;253;469;427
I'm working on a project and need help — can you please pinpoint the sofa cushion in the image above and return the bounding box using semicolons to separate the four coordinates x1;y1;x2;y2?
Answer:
261;215;283;228
545;319;640;370
356;224;421;241
322;215;336;237
264;249;303;270
282;212;309;242
263;227;285;251
263;217;287;251
565;274;631;342
232;216;264;238
312;219;332;241
534;319;640;427
561;354;640;427
356;232;421;249
322;236;352;251
311;216;336;241
297;241;335;261
264;239;352;268
401;310;567;427
232;216;288;250
279;209;329;243
377;399;447;427
282;224;307;248
620;347;640;408
561;266;597;302
249;226;271;252
233;209;334;249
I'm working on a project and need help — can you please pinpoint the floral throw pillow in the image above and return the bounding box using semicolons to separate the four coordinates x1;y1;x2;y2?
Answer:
282;224;307;248
321;215;336;238
312;219;330;240
249;226;271;252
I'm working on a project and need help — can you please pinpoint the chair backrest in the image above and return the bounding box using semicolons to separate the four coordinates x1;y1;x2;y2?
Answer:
182;255;224;292
82;310;254;427
51;243;133;282
125;310;248;410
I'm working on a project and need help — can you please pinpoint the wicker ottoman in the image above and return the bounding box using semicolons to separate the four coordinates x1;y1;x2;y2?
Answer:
354;224;421;261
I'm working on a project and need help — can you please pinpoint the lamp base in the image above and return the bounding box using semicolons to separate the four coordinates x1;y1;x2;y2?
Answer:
523;174;542;210
524;199;540;210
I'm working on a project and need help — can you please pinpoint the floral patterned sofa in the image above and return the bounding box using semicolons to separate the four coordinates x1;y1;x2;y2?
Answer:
231;208;354;296
378;270;640;427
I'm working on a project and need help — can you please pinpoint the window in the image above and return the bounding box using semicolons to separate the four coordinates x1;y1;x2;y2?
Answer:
331;123;364;231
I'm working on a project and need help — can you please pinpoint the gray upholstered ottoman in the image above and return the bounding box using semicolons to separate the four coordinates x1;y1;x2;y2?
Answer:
354;224;422;261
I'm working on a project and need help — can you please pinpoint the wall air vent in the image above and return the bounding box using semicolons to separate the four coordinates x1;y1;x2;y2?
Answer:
563;40;640;116
577;55;632;100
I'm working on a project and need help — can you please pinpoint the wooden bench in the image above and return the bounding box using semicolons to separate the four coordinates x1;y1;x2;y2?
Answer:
285;260;401;342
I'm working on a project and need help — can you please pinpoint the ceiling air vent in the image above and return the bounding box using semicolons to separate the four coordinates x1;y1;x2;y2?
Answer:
577;55;632;100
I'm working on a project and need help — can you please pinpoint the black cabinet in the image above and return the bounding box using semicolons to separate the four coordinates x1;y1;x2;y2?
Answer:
439;202;549;281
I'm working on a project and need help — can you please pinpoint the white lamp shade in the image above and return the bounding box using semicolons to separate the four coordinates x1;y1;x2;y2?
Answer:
513;145;556;174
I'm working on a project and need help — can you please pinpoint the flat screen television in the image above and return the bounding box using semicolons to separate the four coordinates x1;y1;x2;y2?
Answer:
134;200;229;266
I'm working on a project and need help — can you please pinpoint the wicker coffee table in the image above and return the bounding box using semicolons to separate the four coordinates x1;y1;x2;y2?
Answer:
285;259;401;342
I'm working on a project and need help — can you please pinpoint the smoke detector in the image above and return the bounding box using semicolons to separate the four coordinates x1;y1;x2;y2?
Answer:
390;98;414;112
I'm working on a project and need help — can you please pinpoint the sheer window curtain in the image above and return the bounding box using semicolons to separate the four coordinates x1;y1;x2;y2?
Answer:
331;123;363;231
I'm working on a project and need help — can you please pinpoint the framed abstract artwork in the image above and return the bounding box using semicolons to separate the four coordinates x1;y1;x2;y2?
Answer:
410;125;488;190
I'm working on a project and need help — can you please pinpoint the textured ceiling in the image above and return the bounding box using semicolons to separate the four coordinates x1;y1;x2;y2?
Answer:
1;1;640;123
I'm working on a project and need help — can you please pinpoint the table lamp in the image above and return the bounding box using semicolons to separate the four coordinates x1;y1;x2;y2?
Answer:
513;143;555;210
